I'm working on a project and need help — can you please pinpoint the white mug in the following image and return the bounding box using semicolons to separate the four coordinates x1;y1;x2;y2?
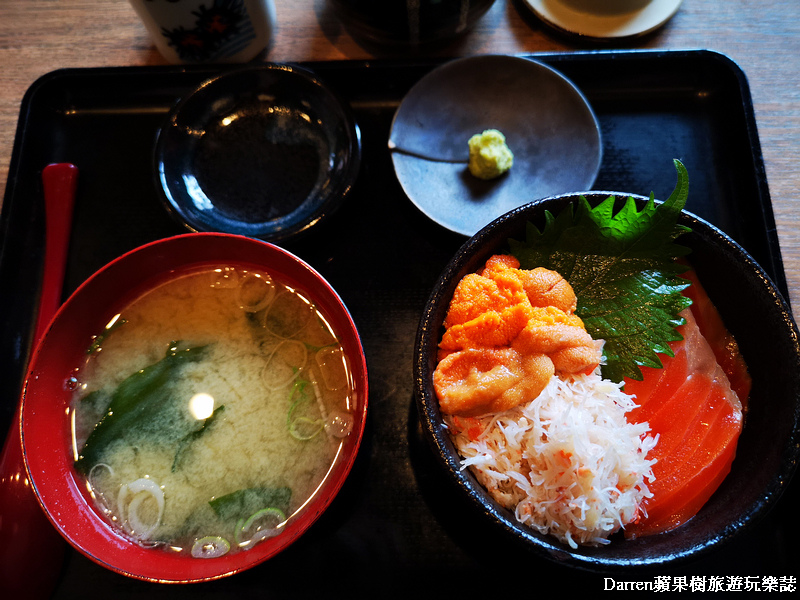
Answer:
128;0;276;64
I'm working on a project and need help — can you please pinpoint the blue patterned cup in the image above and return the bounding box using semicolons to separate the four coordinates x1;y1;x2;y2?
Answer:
128;0;276;64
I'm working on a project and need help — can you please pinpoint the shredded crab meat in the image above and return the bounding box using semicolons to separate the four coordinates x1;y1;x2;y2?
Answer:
446;371;657;549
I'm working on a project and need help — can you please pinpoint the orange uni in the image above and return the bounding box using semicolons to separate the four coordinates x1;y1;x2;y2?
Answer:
433;255;601;416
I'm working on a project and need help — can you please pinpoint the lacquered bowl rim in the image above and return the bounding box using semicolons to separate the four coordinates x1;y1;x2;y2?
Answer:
21;232;369;583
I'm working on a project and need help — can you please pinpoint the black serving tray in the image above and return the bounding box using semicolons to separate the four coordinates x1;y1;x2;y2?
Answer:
1;50;796;596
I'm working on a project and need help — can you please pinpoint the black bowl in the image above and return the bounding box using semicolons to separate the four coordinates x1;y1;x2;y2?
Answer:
414;192;800;570
328;0;497;49
155;64;361;242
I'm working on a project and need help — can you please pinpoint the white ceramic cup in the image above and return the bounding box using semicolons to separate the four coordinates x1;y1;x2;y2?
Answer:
128;0;276;64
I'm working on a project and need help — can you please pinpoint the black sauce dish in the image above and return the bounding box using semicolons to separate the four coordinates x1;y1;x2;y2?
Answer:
155;63;361;242
413;192;800;571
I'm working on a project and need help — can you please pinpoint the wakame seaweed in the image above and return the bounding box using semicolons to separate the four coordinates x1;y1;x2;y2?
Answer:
171;404;226;472
75;342;209;473
209;487;292;521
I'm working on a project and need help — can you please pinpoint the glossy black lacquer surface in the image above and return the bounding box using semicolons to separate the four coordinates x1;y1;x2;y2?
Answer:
156;64;361;241
414;192;800;570
0;50;797;595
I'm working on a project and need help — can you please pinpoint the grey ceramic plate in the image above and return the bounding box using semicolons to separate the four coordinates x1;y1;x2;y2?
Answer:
388;55;601;237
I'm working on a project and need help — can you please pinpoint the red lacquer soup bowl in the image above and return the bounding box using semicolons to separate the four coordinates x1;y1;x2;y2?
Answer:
21;233;368;583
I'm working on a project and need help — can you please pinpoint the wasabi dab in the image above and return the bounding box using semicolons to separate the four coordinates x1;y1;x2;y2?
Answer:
468;129;514;180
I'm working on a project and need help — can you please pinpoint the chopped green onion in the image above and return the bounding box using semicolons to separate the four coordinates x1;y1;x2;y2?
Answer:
191;536;230;558
286;378;324;440
87;463;116;514
117;478;164;541
243;507;285;530
237;271;276;313
289;416;324;440
235;507;286;548
261;341;307;390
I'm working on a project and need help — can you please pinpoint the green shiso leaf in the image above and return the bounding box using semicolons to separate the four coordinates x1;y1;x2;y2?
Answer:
508;159;693;383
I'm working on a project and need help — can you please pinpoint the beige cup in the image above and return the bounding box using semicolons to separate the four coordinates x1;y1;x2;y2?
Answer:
128;0;276;64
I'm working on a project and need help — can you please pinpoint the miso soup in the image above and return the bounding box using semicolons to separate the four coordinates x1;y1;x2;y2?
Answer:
70;265;356;558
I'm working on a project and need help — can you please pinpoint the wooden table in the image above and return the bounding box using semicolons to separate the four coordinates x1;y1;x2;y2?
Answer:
1;0;799;307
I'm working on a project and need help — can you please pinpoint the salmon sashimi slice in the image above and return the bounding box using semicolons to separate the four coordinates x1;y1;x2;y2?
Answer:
623;292;746;538
680;268;752;407
630;435;737;536
648;383;735;492
640;374;712;457
628;349;693;425
628;391;740;536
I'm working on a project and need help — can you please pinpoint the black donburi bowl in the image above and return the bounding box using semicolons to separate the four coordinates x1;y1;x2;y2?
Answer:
414;192;800;570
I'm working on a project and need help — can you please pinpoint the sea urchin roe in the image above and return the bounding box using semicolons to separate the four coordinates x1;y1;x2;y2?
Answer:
467;129;514;180
433;255;601;416
70;266;356;556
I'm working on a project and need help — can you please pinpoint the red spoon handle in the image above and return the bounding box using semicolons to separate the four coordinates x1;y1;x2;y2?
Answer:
34;162;79;344
0;163;78;597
